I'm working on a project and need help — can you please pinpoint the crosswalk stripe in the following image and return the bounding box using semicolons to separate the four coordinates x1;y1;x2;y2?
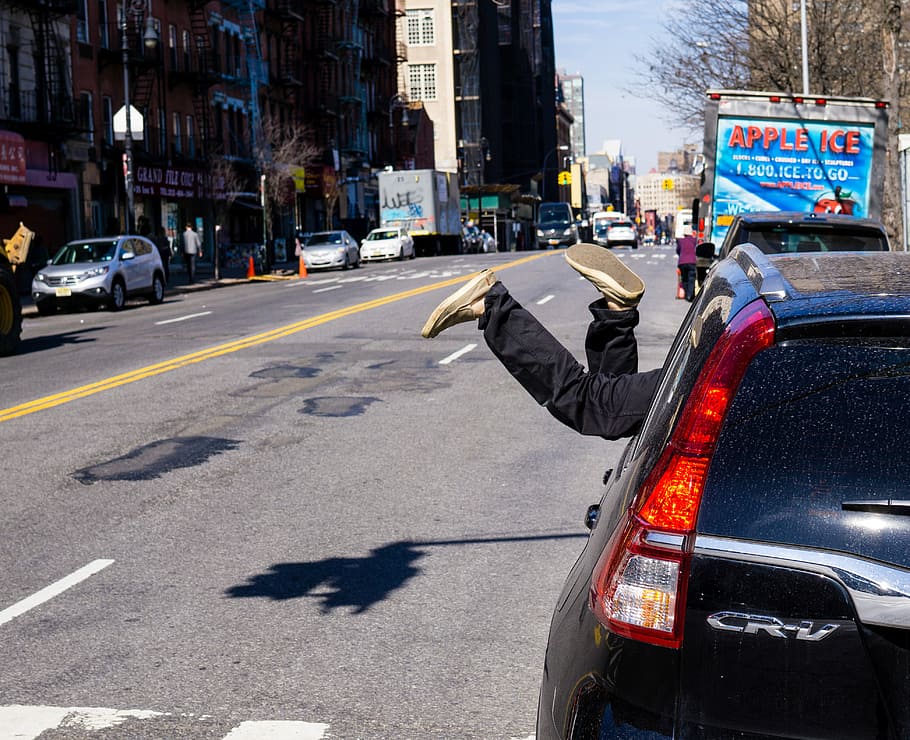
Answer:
0;705;165;739
0;707;329;740
222;720;329;739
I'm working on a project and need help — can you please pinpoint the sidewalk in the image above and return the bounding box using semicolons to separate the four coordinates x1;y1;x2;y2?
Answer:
20;258;300;317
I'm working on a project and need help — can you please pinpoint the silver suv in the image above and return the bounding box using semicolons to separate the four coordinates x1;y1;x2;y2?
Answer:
32;235;166;314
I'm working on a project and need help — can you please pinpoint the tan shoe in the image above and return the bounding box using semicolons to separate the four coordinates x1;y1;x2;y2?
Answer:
565;243;645;306
421;269;498;338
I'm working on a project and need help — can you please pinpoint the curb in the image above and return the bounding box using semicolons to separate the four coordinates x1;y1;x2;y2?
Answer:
19;273;279;318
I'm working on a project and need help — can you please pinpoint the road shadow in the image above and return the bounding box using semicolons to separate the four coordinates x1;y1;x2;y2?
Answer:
225;532;587;614
15;325;105;354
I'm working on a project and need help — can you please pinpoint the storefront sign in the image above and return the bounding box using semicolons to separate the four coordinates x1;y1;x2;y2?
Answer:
0;130;26;185
134;165;209;199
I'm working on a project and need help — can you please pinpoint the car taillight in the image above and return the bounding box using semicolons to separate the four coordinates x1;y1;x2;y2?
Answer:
590;299;775;649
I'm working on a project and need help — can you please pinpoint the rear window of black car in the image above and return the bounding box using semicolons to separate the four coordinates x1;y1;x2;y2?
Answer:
734;224;888;254
698;338;910;567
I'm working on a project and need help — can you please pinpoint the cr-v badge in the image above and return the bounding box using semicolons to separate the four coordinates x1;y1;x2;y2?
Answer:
707;611;839;641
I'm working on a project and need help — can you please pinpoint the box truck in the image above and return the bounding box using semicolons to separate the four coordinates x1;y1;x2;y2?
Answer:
697;89;889;247
378;169;463;256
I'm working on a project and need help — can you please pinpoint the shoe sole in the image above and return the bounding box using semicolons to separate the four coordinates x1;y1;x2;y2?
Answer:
420;270;495;338
565;243;644;303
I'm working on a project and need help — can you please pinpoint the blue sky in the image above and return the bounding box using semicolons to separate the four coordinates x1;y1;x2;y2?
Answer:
551;0;695;172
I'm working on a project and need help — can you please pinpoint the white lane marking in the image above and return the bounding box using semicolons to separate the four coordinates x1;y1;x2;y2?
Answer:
312;285;343;294
0;559;114;627
154;311;212;325
223;720;330;739
439;343;478;365
536;294;554;305
0;705;164;738
0;708;329;740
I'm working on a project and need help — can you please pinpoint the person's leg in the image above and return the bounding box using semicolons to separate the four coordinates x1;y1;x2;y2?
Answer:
584;298;640;375
480;283;660;439
682;264;696;301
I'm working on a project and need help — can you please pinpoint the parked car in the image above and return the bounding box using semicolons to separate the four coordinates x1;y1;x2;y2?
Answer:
31;235;166;314
536;202;578;249
713;211;890;259
462;223;483;254
480;230;496;253
605;219;638;249
360;227;415;262
302;230;361;270
538;246;910;739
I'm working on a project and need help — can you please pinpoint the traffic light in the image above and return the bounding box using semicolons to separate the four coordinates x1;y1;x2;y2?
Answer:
558;170;572;185
662;178;674;190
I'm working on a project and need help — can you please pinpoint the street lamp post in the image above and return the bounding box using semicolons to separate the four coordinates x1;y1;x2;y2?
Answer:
120;0;158;234
388;93;409;169
542;144;568;201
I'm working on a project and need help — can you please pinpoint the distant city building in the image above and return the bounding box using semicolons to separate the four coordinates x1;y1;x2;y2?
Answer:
658;147;700;174
557;69;585;157
637;172;700;219
582;141;634;216
401;2;457;173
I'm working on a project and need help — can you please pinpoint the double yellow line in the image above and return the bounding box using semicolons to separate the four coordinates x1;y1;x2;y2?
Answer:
1;252;552;423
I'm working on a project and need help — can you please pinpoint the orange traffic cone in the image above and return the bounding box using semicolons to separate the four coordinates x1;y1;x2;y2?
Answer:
247;255;255;279
298;252;307;279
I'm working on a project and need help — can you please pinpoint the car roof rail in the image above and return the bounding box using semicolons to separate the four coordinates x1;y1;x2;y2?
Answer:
730;243;789;301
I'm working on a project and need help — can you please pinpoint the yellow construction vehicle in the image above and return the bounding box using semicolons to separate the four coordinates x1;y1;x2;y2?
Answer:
0;222;34;356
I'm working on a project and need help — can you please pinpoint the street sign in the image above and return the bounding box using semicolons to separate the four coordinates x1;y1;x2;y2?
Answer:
113;105;145;140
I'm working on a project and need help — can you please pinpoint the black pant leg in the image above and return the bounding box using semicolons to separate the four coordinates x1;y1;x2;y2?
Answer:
585;298;640;375
479;283;661;440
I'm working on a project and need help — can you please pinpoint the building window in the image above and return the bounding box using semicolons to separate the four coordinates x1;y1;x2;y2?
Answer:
182;29;192;72
7;45;21;119
76;0;90;43
98;0;110;48
173;111;182;154
186;115;195;157
497;5;511;45
406;9;434;46
158;108;166;157
80;91;94;143
165;24;175;69
408;63;437;101
102;96;113;146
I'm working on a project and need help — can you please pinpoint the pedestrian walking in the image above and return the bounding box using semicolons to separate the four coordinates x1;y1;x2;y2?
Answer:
152;227;171;284
676;229;697;302
420;243;661;440
182;223;201;284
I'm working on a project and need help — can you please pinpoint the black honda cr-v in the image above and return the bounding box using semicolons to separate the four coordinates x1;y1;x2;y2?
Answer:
538;246;910;739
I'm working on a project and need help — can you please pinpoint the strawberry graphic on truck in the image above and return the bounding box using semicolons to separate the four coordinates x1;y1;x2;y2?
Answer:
814;186;857;215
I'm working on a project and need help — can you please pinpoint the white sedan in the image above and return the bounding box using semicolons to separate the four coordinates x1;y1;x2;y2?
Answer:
360;227;415;262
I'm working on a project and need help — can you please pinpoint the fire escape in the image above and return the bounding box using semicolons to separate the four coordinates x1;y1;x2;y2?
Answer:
182;1;218;161
337;0;366;163
452;0;482;187
0;0;79;175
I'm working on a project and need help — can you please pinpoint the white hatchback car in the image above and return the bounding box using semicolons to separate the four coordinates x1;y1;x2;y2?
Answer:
31;235;166;314
303;230;361;270
360;227;415;262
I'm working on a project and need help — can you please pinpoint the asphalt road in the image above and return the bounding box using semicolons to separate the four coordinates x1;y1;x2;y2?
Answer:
0;245;688;739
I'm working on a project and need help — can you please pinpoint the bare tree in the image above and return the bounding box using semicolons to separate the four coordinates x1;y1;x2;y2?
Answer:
208;157;247;280
881;0;904;248
634;0;904;247
636;0;887;134
253;117;323;248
